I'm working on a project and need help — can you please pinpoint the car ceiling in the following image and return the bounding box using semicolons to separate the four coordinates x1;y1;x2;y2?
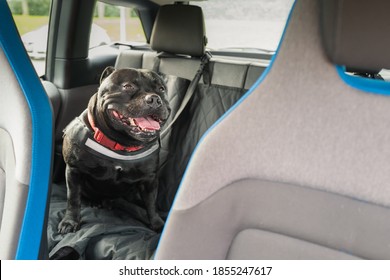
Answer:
150;0;206;5
102;0;206;6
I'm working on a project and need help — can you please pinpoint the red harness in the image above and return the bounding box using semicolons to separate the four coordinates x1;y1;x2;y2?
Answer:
87;111;143;152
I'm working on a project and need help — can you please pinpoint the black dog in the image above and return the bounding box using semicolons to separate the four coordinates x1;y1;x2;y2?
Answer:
58;67;170;234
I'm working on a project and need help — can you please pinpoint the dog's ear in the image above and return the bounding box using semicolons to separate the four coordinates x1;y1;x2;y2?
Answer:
100;66;115;84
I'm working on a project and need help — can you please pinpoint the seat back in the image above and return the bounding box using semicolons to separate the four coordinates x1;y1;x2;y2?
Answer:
155;0;390;259
0;46;31;260
0;2;53;259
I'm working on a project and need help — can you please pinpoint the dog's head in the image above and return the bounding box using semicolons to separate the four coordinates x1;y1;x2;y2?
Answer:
91;66;171;144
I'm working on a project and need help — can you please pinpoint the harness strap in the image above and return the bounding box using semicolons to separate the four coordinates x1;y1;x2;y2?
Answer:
84;138;159;161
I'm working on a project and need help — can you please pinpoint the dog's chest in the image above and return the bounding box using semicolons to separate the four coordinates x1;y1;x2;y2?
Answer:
89;158;157;183
78;153;159;200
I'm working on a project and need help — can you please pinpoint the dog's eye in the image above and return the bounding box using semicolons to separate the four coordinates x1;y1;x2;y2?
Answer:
123;84;134;91
159;86;166;93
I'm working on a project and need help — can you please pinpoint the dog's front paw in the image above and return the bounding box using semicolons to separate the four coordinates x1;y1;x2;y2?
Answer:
58;215;81;234
150;216;165;232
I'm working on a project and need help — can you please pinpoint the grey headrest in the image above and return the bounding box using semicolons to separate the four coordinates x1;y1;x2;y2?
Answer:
320;0;390;72
150;4;206;57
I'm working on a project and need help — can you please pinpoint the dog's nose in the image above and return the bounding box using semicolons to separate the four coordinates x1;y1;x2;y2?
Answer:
145;94;162;108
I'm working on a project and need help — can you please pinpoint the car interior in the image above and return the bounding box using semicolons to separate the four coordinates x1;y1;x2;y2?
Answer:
1;0;390;260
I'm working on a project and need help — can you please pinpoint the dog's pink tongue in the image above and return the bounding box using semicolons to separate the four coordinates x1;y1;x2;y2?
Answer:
134;117;160;130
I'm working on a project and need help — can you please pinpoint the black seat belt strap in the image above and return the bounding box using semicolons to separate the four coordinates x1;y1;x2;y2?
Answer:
161;51;212;137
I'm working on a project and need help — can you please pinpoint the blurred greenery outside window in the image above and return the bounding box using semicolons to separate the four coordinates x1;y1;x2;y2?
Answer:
92;2;146;44
7;0;51;76
6;0;146;76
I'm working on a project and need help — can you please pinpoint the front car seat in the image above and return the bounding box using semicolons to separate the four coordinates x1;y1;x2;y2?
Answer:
0;1;53;259
155;0;390;259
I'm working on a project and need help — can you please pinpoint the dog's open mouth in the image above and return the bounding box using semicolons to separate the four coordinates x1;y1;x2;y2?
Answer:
110;109;162;134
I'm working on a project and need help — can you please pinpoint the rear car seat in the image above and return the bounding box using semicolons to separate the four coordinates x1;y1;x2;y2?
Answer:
47;3;268;259
116;4;268;212
155;0;390;259
47;3;207;260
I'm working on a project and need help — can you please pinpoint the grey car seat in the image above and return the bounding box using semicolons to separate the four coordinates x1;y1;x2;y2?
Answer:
0;2;53;259
155;0;390;259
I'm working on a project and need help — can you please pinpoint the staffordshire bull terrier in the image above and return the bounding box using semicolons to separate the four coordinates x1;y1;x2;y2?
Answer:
58;66;170;234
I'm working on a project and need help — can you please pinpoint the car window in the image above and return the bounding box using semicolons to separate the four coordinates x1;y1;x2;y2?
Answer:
7;0;51;76
197;0;294;53
91;1;146;49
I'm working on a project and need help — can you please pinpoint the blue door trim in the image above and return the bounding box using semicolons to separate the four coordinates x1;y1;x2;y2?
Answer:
0;0;53;259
